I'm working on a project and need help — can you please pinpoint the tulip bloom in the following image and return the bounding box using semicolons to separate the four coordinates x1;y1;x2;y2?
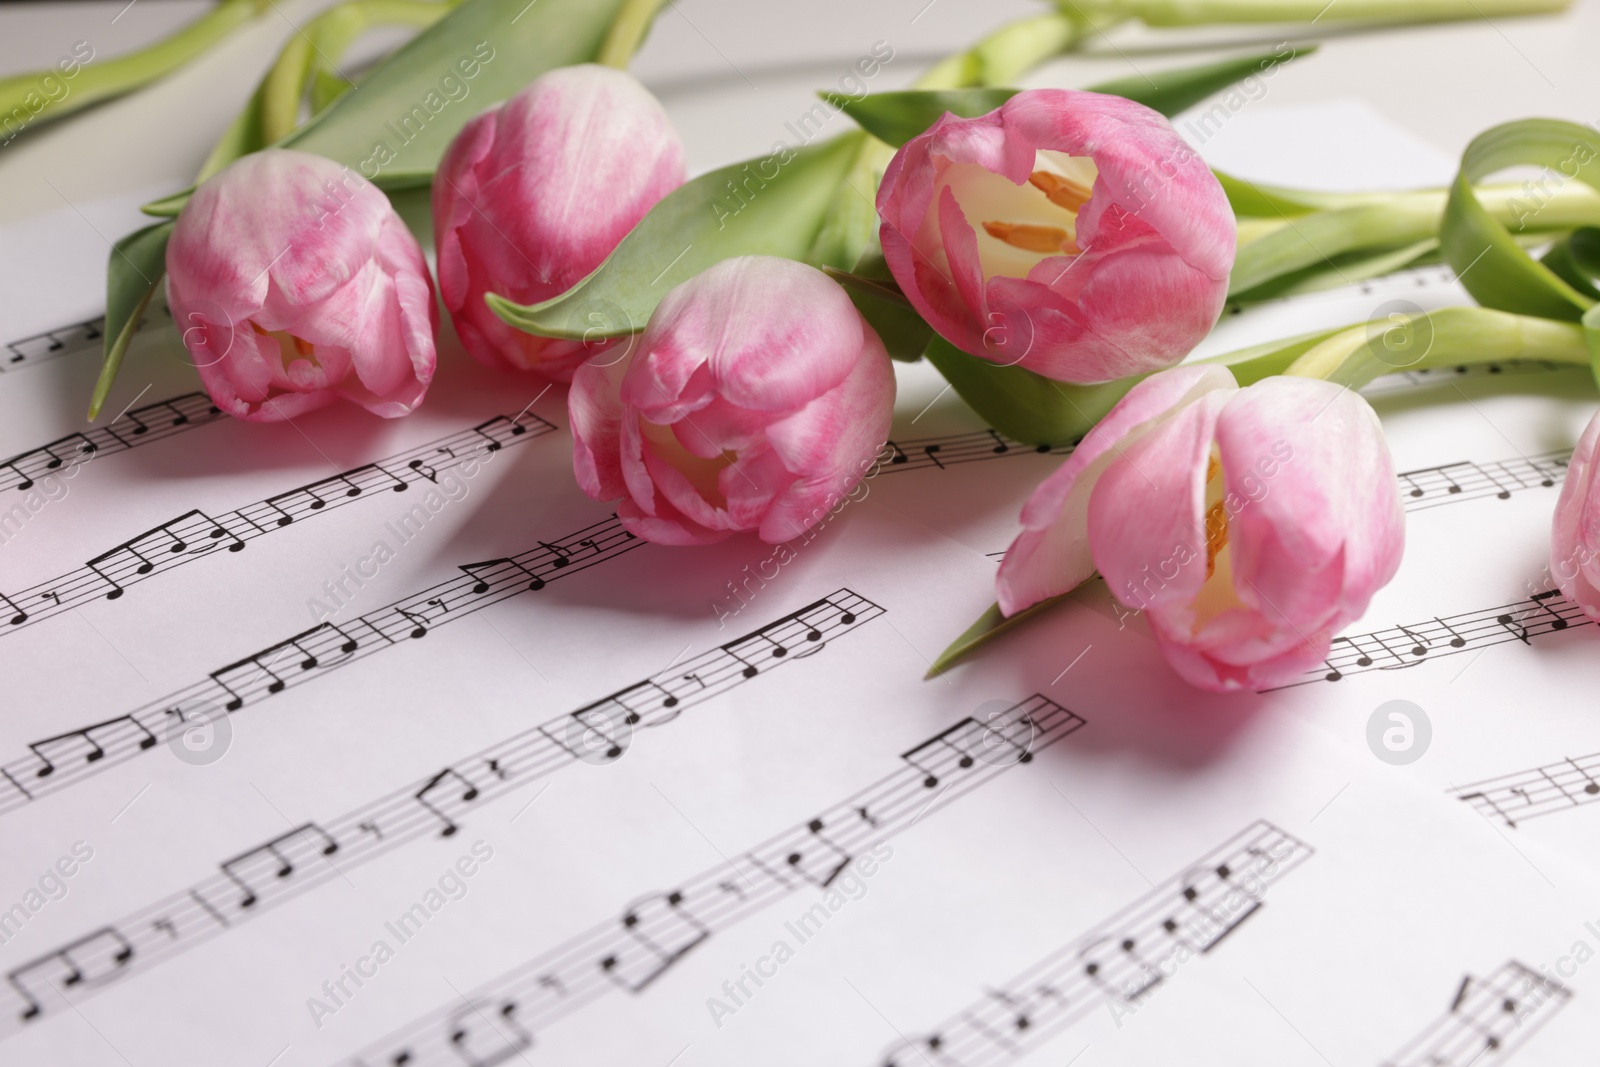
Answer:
997;366;1404;691
1550;411;1600;620
434;64;684;380
167;148;437;421
569;256;894;545
876;89;1235;384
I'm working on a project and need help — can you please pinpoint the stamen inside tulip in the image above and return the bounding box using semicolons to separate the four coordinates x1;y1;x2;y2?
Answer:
934;152;1099;284
981;221;1079;254
1191;452;1246;629
639;418;734;507
253;322;322;373
1027;170;1094;212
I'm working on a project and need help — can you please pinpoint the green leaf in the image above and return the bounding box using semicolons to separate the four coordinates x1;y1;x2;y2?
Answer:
1229;238;1438;303
141;0;631;216
926;595;1071;678
921;336;1135;446
490;135;864;339
824;267;932;362
1541;227;1600;301
826;45;1315;149
1585;304;1600;391
90;221;174;420
1441;118;1600;322
1085;44;1315;120
822;89;1019;148
922;325;1347;444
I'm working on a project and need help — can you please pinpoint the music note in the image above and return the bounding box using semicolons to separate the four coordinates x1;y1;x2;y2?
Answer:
1399;471;1426;498
28;716;157;777
1435;616;1467;648
210;629;328;710
537;541;572;569
473;414;533;451
1330;634;1375;667
1460;790;1518;828
1320;658;1343;682
397;607;432;639
459;557;544;594
721;629;787;678
1529;589;1570;632
784;817;852;887
600;890;710;991
1398;625;1430;657
443;998;533;1065
986;429;1010;454
415;768;480;837
885;441;909;465
219;824;338;908
1495;611;1531;644
900;719;985;788
2;592;26;626
923;443;945;469
7;928;135;1019
407;458;438;483
1566;757;1600;797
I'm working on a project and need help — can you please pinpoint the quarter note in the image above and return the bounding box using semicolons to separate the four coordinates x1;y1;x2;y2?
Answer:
1398;625;1430;657
1435;616;1467;648
2;592;26;626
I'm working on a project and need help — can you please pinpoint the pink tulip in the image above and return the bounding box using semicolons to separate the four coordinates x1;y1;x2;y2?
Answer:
1550;410;1600;619
876;89;1235;384
433;64;685;380
569;256;895;545
997;366;1404;691
166;148;437;422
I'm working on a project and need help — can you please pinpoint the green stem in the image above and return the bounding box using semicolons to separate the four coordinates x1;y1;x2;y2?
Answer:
256;0;455;147
1231;181;1600;296
597;0;672;69
0;0;267;136
1055;0;1569;25
1281;306;1590;391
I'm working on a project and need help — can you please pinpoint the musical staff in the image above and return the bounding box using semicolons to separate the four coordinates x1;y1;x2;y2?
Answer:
0;590;882;1029
877;429;1074;475
869;821;1311;1067
0;410;554;636
1281;589;1592;688
1396;451;1569;511
339;696;1085;1067
1;313;115;376
0;392;224;494
1381;961;1570;1067
0;514;643;816
1456;751;1600;828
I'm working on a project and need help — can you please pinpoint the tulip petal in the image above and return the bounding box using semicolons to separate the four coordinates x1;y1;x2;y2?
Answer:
997;364;1234;616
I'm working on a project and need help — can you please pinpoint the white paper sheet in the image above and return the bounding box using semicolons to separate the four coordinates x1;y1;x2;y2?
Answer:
4;98;1600;1067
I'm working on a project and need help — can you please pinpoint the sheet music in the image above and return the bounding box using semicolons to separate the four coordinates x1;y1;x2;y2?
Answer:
8;95;1600;1067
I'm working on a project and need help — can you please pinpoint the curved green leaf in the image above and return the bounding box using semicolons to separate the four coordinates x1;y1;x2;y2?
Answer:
89;221;174;420
1442;118;1600;322
922;326;1346;445
490;135;864;340
1541;227;1600;301
141;0;630;216
827;45;1315;149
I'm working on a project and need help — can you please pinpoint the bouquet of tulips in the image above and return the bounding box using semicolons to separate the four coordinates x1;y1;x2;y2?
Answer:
25;0;1598;693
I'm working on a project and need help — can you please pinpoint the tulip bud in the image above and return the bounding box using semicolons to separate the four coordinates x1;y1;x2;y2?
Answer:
1551;411;1600;619
876;89;1235;384
997;365;1404;691
569;256;895;545
433;64;685;381
165;149;438;422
